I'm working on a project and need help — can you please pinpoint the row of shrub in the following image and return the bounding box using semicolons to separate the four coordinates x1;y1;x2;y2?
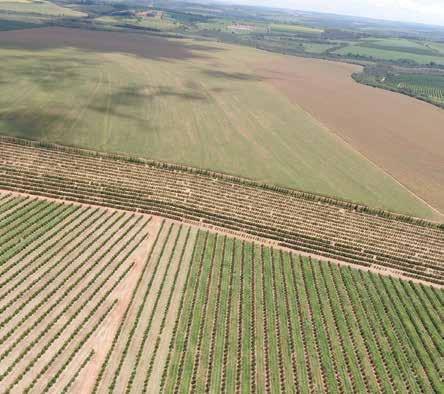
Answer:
159;227;198;393
0;211;123;354
1;174;440;285
0;207;97;325
377;275;439;391
108;223;173;392
93;218;162;394
126;225;183;393
2;135;442;230
1;216;146;389
143;228;192;392
25;226;149;392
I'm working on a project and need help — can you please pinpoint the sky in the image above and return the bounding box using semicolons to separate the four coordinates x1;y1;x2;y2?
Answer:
220;0;444;27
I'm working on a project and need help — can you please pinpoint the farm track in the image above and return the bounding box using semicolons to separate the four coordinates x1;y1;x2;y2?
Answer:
0;194;441;393
0;137;442;286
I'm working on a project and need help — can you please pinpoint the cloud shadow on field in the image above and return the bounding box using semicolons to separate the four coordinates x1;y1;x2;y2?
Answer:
202;69;265;81
153;86;207;101
88;84;208;125
0;55;99;89
0;109;75;141
0;27;226;62
110;84;207;103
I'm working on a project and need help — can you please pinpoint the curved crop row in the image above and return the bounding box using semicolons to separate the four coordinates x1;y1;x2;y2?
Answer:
0;207;101;316
0;211;124;354
0;206;92;289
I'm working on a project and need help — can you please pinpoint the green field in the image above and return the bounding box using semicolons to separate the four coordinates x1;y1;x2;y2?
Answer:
335;40;444;65
386;73;444;106
0;16;41;30
270;23;323;35
95;15;180;31
0;0;84;16
0;27;439;219
367;38;444;57
426;41;444;55
302;42;337;54
162;230;442;393
363;38;431;49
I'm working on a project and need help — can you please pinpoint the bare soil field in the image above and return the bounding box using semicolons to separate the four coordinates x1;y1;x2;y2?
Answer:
253;55;444;215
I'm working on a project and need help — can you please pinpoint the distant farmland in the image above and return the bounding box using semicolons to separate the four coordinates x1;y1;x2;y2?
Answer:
0;0;85;17
334;38;444;65
0;27;441;219
356;71;444;108
0;192;441;392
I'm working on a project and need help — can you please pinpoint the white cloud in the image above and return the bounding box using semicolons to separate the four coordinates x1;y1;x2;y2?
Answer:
221;0;444;26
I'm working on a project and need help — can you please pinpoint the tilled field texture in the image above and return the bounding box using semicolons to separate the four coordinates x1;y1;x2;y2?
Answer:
0;194;441;393
0;137;442;286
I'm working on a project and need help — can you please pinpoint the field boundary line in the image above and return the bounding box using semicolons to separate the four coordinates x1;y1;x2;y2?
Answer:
280;99;444;220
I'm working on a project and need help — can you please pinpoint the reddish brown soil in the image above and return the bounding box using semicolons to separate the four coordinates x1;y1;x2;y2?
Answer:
253;55;444;215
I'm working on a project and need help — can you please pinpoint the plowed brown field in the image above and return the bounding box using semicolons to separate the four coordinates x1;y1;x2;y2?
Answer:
253;55;444;215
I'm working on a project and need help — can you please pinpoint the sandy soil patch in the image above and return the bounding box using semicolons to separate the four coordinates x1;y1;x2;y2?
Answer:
112;223;181;393
74;217;163;393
